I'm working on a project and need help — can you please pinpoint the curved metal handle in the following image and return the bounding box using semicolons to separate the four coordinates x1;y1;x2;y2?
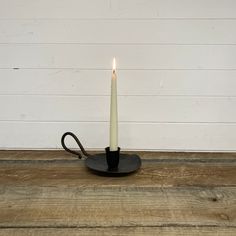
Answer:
61;132;90;159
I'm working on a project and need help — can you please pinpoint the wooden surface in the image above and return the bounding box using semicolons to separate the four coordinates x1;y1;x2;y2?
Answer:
0;151;235;235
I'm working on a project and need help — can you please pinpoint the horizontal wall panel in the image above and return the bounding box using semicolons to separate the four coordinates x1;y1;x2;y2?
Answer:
0;0;235;151
0;0;235;19
1;95;236;123
1;69;236;96
1;19;236;44
0;122;235;151
0;45;235;69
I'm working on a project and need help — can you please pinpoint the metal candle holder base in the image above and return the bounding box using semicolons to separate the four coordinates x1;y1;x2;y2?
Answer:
86;151;141;176
61;132;142;176
105;147;120;170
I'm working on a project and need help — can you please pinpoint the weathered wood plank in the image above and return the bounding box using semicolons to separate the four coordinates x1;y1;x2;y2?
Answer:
0;150;74;161
0;150;236;161
0;186;235;227
0;151;235;231
0;161;235;187
0;227;236;236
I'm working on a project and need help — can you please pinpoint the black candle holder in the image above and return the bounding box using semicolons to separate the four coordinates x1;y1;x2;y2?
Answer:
105;147;120;170
61;132;141;176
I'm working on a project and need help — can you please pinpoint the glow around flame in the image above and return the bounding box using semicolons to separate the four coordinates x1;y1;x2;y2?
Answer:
112;57;116;72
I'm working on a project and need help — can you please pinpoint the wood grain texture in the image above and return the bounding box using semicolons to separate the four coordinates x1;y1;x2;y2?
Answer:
0;150;235;234
0;0;235;19
1;150;236;161
0;160;236;188
0;185;236;227
0;227;236;236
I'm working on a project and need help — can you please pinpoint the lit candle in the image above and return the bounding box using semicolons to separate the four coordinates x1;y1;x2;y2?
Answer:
109;58;118;151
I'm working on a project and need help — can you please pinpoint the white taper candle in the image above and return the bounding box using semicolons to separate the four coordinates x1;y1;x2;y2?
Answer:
109;58;118;151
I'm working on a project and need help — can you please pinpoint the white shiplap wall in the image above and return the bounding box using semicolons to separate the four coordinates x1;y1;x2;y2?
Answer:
0;0;236;151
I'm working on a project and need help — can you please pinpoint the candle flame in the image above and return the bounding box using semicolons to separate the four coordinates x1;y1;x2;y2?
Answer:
112;57;116;72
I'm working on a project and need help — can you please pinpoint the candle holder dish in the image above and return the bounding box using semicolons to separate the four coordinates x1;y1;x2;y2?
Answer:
61;132;142;176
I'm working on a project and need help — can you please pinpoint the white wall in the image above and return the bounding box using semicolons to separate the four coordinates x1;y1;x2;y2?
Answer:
0;0;236;151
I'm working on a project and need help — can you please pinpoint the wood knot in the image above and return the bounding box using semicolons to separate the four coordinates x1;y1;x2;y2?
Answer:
212;197;217;202
219;213;230;221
